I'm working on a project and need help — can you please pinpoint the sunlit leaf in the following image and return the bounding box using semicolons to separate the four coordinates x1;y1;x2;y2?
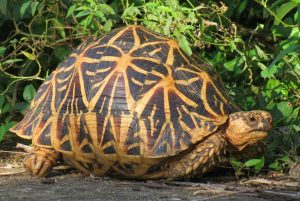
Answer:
51;18;65;38
67;4;76;18
0;0;7;15
20;1;31;18
31;2;39;16
103;19;113;32
23;84;36;102
21;51;36;60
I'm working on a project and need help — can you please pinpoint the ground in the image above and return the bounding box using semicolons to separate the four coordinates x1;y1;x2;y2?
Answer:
0;149;299;201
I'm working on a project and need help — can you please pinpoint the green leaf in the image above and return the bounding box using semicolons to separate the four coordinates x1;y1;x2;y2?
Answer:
0;125;6;142
23;84;36;102
51;18;65;38
177;34;192;56
75;10;90;18
121;5;141;19
261;44;298;78
224;57;244;72
3;58;23;65
0;96;4;109
230;156;243;171
0;121;17;142
103;19;113;32
21;51;36;60
268;160;281;171
99;4;115;15
274;2;298;25
54;46;71;61
276;101;293;118
0;46;6;56
31;2;39;16
0;0;7;15
1;103;10;114
20;1;31;18
66;4;76;18
245;157;264;173
260;64;278;78
236;0;249;18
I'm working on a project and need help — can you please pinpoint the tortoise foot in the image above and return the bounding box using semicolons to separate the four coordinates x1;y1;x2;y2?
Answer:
24;146;59;177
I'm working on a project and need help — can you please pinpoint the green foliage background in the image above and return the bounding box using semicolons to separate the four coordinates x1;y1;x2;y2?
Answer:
0;0;299;173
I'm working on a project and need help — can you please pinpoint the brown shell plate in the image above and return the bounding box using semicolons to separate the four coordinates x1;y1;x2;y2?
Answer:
10;26;234;159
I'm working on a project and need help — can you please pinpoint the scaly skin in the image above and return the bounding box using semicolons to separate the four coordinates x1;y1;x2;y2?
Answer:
23;146;59;177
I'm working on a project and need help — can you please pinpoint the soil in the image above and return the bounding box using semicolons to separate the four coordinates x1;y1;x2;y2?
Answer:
1;150;299;201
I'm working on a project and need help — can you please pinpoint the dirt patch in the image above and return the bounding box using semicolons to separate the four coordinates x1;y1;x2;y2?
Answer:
0;151;299;201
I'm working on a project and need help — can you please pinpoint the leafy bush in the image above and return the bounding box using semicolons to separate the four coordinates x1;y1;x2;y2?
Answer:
0;0;299;173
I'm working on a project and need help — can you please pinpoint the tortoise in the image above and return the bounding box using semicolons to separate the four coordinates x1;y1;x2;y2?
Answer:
10;25;272;179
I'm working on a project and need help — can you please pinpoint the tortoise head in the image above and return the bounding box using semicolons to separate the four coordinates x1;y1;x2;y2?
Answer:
225;110;272;151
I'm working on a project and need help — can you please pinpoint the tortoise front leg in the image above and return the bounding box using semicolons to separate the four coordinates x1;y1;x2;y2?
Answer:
24;146;59;177
165;131;226;180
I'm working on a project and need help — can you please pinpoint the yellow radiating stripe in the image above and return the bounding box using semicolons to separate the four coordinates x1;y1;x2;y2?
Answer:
166;47;174;66
129;63;148;75
150;108;156;137
151;70;166;79
132;26;140;47
149;47;162;56
177;48;190;64
79;138;89;150
122;67;135;110
128;41;166;53
50;72;57;113
99;96;106;113
176;67;198;74
192;112;216;122
56;73;72;84
133;57;160;63
201;80;222;117
81;57;102;63
86;66;112;75
173;87;197;107
71;84;75;114
91;79;105;91
31;81;51;107
144;79;158;85
175;77;199;85
106;74;119;115
100;56;120;61
164;88;170;120
107;44;125;54
90;70;116;110
131;77;143;86
134;85;158;116
220;102;225;115
57;85;67;92
151;122;168;154
107;26;131;45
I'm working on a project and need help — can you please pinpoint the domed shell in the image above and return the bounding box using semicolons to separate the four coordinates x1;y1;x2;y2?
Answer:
10;25;235;159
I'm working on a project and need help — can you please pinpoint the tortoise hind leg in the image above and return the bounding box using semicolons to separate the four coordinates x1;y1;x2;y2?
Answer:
164;131;226;180
24;146;59;177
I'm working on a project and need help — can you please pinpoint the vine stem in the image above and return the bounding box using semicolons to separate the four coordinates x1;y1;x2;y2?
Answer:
255;0;297;28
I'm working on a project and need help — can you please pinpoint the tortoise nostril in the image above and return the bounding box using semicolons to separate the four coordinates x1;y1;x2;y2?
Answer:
249;116;256;122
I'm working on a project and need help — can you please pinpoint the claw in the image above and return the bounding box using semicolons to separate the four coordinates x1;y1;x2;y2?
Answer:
23;147;59;177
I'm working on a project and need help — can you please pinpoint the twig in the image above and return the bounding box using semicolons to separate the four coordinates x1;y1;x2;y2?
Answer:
241;178;299;187
0;170;26;176
0;150;27;155
16;143;33;153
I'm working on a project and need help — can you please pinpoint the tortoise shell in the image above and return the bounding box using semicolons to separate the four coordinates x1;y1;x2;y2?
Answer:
11;25;235;176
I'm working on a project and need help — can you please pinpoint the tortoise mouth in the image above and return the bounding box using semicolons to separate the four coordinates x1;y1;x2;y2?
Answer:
248;130;268;138
234;131;268;151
